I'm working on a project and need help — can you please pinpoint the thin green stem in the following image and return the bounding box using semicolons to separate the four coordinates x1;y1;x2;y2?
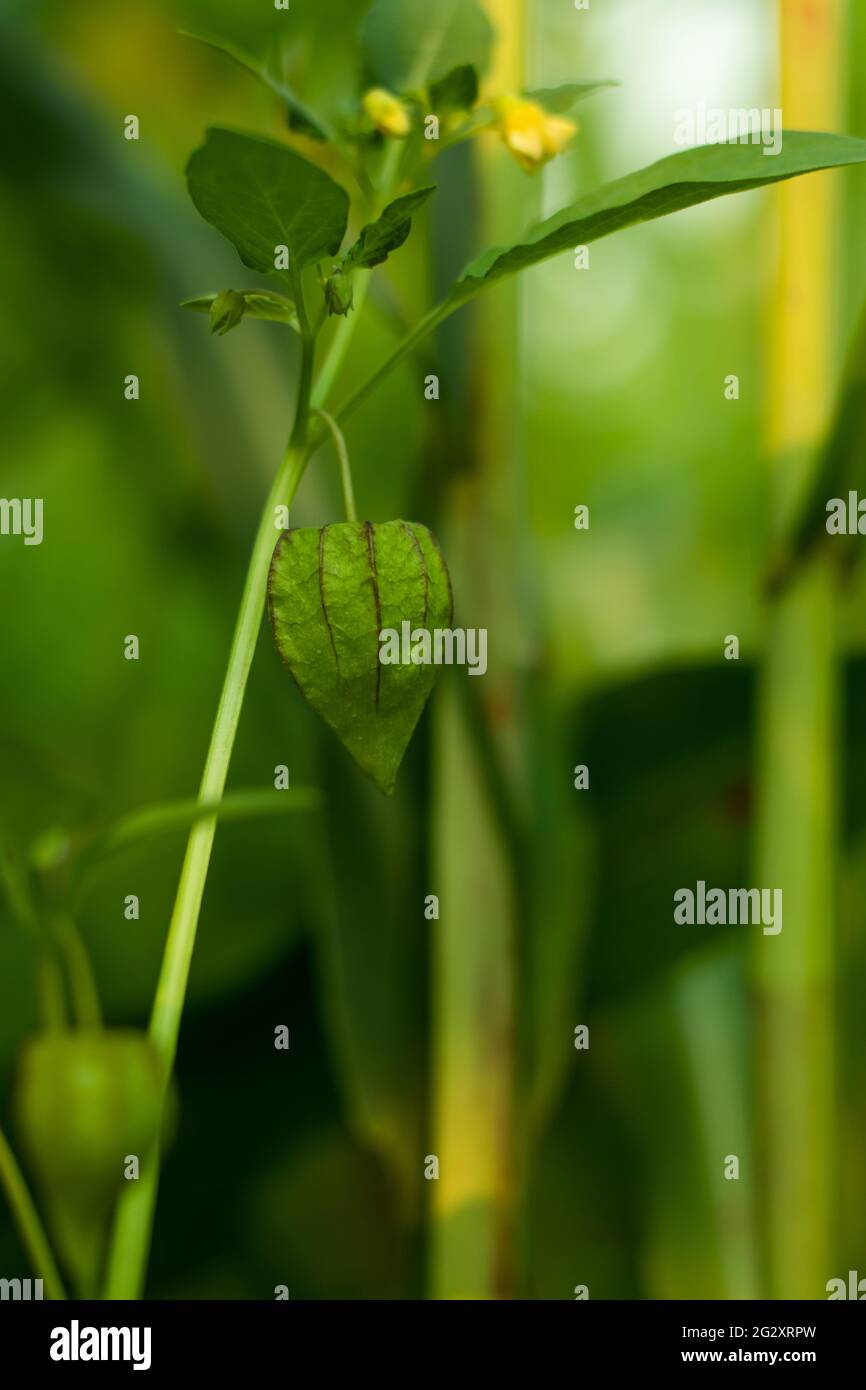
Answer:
103;329;315;1298
312;408;357;522
53;917;102;1029
312;271;373;410
0;845;38;933
310;301;455;457
102;128;422;1300
37;949;67;1032
311;135;412;414
289;267;315;447
0;844;69;1031
0;1124;67;1300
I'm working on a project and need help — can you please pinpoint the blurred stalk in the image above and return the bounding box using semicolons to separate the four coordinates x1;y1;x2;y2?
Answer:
429;0;529;1300
53;917;102;1029
0;1125;67;1300
753;0;842;1299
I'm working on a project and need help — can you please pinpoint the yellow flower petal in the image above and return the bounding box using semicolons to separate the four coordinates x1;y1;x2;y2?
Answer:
495;96;577;171
542;114;578;158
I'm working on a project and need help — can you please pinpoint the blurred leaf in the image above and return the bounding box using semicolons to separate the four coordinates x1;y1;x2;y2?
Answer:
267;522;452;795
525;81;618;112
88;787;322;865
601;952;758;1298
80;816;315;1019
182;288;300;333
308;746;427;1222
181;29;333;140
527;1065;640;1299
450;133;866;301
430;64;479;112
581;665;753;1007
31;788;321;888
771;296;866;585
249;1132;406;1297
342;186;436;270
186;128;350;284
525;691;596;1135
360;0;494;89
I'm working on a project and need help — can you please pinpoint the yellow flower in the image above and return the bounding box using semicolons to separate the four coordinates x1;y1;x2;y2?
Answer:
363;87;411;138
495;96;577;172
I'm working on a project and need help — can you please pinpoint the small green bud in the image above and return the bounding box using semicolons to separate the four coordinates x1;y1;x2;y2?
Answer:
209;289;246;336
15;1030;172;1292
324;270;355;318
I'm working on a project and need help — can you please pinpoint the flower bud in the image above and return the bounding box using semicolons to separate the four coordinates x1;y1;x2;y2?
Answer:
362;87;411;138
209;288;246;336
15;1030;171;1291
324;270;355;317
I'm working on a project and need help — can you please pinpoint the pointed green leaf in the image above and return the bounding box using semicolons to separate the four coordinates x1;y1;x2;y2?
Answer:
186;128;350;284
342;186;436;271
181;29;333;140
450;132;866;303
360;0;494;90
182;288;300;333
524;81;618;113
267;521;453;795
430;64;479;112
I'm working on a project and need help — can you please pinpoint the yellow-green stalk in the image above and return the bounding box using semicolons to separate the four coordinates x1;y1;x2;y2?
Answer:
429;0;528;1299
753;0;842;1299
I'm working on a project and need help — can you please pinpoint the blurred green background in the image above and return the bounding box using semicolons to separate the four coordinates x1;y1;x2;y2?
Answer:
1;0;865;1299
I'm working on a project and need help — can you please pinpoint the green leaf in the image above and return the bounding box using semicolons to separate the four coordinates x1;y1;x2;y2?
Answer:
451;132;866;303
430;64;479;112
268;521;453;795
360;0;494;90
182;288;300;333
342;186;436;271
181;29;333;141
524;81;618;113
186;128;350;284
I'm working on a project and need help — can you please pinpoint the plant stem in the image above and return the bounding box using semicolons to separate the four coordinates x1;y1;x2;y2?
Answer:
37;950;67;1032
311;408;358;521
312;136;407;413
0;845;68;1031
324;302;454;445
102;63;443;1299
103;337;315;1299
752;0;841;1299
0;1124;67;1300
54;917;102;1029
